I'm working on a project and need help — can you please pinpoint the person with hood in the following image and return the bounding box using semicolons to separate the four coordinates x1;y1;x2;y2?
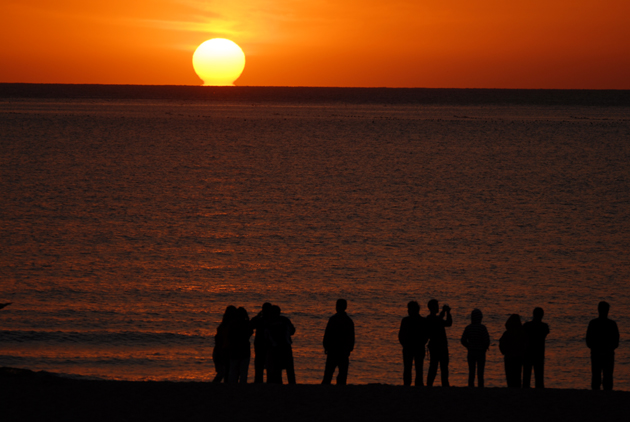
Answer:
499;314;528;388
461;308;490;387
212;305;237;383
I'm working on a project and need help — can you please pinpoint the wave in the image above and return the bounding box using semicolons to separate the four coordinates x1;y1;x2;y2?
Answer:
0;330;211;346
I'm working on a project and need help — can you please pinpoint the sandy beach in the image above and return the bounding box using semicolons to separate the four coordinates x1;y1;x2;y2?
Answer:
1;367;627;422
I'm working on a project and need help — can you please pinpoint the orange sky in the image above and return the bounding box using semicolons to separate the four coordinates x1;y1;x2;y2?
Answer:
1;0;629;88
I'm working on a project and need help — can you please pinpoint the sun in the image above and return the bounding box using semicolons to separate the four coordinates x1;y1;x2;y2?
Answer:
192;39;245;86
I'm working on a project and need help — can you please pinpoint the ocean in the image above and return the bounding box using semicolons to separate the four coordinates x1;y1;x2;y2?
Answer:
1;85;629;389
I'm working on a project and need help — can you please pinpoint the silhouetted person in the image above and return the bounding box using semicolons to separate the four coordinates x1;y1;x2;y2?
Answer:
322;299;355;385
586;301;620;390
523;307;549;388
426;299;452;387
228;307;253;383
213;305;237;383
250;302;272;383
461;308;490;388
499;314;528;388
0;303;11;310
398;300;428;386
266;305;296;384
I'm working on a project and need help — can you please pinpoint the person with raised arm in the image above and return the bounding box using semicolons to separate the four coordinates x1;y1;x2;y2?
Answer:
426;299;452;387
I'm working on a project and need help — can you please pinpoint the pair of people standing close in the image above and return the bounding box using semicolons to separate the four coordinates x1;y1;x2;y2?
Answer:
250;303;296;384
212;306;252;383
498;308;550;388
398;299;452;387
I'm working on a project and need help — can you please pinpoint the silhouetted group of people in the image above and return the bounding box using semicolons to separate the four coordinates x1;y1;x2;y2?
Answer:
399;299;454;387
213;303;296;384
212;299;353;385
211;299;620;390
398;301;546;389
398;299;619;390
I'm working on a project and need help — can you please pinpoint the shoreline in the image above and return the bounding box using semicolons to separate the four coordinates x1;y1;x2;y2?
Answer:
1;367;628;422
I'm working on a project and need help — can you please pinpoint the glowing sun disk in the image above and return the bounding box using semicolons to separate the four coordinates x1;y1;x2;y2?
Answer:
192;39;245;86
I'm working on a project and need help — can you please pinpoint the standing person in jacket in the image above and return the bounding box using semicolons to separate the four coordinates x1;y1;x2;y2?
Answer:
523;307;550;388
586;301;620;390
461;308;490;388
499;314;528;388
212;305;237;383
322;299;355;385
265;305;296;384
426;299;452;387
398;300;429;386
228;307;253;383
250;302;272;383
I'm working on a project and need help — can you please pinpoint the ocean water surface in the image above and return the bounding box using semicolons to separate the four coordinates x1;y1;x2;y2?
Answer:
1;89;629;389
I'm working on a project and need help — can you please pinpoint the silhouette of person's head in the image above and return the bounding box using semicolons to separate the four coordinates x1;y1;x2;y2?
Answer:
223;305;237;322
428;299;439;314
270;305;281;319
471;308;483;324
237;306;249;321
533;307;544;321
505;314;522;331
336;299;347;313
598;301;610;318
407;301;420;316
262;302;272;314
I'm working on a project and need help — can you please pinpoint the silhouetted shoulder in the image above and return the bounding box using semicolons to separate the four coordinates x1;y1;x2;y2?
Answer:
586;318;620;351
399;315;428;348
324;312;354;354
